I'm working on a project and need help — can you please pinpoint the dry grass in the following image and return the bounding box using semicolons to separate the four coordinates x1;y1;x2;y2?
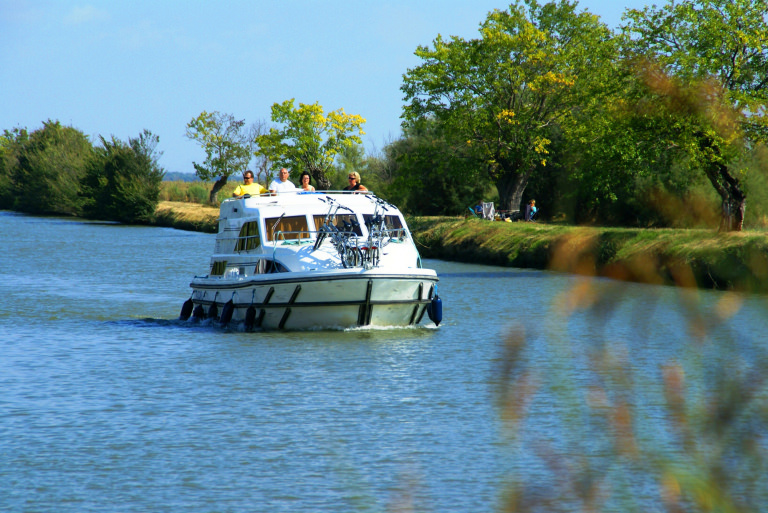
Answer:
154;201;219;233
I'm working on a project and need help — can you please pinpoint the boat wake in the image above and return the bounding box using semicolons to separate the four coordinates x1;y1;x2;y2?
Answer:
111;317;439;333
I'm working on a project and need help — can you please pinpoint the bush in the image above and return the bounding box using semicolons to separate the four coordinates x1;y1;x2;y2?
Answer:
81;130;164;223
186;183;208;203
12;121;92;215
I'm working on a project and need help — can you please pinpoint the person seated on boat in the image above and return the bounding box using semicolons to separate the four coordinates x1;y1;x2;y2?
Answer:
232;170;267;198
525;199;538;221
269;167;297;195
299;171;315;192
343;171;368;193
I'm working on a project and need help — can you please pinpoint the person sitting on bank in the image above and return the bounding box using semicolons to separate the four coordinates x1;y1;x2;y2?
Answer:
232;170;267;198
299;170;315;192
269;167;297;194
525;199;538;221
343;171;368;193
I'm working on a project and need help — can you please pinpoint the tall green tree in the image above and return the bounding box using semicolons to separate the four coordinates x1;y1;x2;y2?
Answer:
401;0;618;212
255;99;366;190
622;0;768;231
384;119;487;215
12;120;92;215
81;130;165;223
0;128;28;209
185;111;252;203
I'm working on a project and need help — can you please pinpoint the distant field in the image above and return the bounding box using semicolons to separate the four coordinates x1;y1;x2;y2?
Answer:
159;180;244;204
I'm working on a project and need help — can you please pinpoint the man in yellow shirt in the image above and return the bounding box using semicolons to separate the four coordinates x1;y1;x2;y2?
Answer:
233;171;267;197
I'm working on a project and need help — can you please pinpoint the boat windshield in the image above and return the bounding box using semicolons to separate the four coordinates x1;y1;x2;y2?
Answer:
362;214;406;238
312;214;363;236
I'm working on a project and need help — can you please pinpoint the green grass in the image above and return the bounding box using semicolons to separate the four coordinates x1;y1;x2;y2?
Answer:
409;217;768;293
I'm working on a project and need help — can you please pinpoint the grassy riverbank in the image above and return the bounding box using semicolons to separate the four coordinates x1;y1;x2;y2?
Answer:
153;201;768;293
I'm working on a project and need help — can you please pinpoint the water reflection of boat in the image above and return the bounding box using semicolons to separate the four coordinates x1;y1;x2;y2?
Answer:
179;191;441;330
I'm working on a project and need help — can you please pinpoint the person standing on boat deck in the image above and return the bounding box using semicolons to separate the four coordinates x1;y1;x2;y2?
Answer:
269;168;297;194
343;171;368;193
299;171;315;192
232;170;267;198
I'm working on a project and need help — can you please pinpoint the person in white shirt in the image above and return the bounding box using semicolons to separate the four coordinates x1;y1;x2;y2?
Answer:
269;168;297;194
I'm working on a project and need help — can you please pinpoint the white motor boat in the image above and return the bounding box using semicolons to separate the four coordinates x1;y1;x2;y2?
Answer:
179;191;441;330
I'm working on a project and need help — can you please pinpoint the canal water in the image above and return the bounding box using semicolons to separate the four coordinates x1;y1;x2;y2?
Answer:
1;211;766;512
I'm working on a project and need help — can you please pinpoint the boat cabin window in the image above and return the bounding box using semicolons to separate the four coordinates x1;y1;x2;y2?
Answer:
362;214;406;238
234;221;260;251
210;260;227;276
265;215;310;241
313;214;363;236
255;259;289;274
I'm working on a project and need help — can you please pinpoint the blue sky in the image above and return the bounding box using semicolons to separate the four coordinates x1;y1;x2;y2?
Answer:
2;0;649;175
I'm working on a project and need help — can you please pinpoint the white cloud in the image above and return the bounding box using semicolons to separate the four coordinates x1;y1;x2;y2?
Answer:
64;5;109;26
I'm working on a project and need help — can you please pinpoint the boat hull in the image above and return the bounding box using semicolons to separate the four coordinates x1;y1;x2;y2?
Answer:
187;269;439;330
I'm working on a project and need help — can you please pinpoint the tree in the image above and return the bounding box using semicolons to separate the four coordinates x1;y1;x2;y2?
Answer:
185;111;252;203
255;99;366;190
0;128;28;209
401;0;618;212
248;119;272;185
12;120;92;215
81;130;165;223
622;0;768;231
384;119;487;215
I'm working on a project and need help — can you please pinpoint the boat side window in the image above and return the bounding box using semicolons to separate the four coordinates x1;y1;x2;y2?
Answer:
312;214;362;236
255;259;290;274
265;215;310;241
235;221;260;251
211;260;227;276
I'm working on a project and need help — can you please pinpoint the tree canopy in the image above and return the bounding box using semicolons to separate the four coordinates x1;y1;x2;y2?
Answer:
401;0;618;212
81;130;165;223
11;120;92;215
621;0;768;230
255;99;366;190
185;111;252;203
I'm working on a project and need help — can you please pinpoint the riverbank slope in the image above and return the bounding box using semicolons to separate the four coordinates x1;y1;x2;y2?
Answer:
153;201;768;293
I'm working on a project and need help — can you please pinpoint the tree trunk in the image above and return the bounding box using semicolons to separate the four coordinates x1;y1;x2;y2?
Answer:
309;167;332;190
698;134;745;232
494;164;534;213
209;175;229;204
702;161;745;232
719;189;746;232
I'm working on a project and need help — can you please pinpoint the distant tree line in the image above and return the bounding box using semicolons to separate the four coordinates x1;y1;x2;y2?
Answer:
0;121;164;223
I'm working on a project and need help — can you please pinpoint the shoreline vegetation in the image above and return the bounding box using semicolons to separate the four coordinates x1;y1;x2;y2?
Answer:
152;201;768;294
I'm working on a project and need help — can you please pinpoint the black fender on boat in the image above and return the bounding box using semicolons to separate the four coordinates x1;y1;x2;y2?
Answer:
427;294;443;326
219;300;235;325
192;304;205;320
244;305;257;331
179;298;194;320
208;302;218;320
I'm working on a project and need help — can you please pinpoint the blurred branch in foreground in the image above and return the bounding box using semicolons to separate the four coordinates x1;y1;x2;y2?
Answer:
496;240;768;513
